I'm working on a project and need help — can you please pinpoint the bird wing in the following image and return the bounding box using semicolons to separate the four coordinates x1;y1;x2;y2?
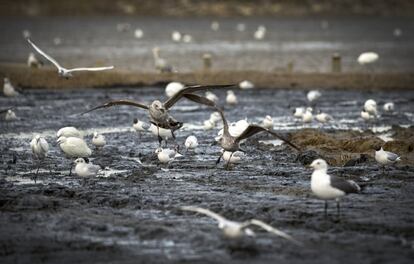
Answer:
66;66;114;73
385;151;400;161
39;138;49;153
214;107;230;136
246;219;303;246
181;93;217;107
180;206;228;224
81;100;149;115
237;125;300;151
163;84;234;109
330;175;360;194
27;38;61;69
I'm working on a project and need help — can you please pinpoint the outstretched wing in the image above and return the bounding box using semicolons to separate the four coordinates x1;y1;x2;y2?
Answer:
66;66;114;73
180;206;228;223
181;93;217;107
164;84;234;109
247;219;303;246
27;38;61;69
237;125;300;151
81;100;149;115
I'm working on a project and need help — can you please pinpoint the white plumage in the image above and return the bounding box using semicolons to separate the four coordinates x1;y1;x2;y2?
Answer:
5;109;17;121
205;91;219;103
57;136;92;158
302;109;313;123
357;52;379;65
375;147;400;166
134;29;144;39
27;52;41;68
92;132;106;148
361;110;375;121
3;78;19;97
222;150;245;164
239;80;254;90
185;135;198;150
30;135;49;160
315;112;333;123
171;31;182;42
74;158;101;177
364;99;378;116
149;124;173;141
383;102;395;112
155;147;181;163
165;82;185;98
262;115;273;129
203;119;215;130
307;90;321;103
254;25;266;40
226;90;238;105
56;127;83;138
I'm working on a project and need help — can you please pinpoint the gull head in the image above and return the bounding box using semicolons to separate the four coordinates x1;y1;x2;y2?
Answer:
155;147;163;154
133;118;138;124
74;158;86;164
374;146;383;152
310;159;328;171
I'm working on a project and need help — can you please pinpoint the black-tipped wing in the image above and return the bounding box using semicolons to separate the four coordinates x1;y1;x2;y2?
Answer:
182;93;216;107
163;84;235;109
330;175;360;194
81;100;149;115
214;106;230;136
237;125;300;151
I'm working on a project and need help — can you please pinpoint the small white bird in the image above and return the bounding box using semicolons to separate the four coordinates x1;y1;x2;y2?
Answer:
203;119;215;130
171;31;182;42
92;132;106;149
57;136;92;158
222;150;245;164
134;29;144;39
364;99;378;116
132;118;150;137
149;124;173;143
5;109;17;121
165;82;185;98
310;159;361;216
261;115;273;129
307;90;321;103
27;52;41;68
357;52;379;65
226;90;238;105
152;47;172;73
375;147;400;174
302;109;313;123
116;23;131;32
185;135;198;150
30;134;49;174
211;21;220;31
155;147;181;164
74;158;101;177
361;110;375;121
315;112;333;123
27;39;114;78
180;206;300;244
3;78;19;97
205;91;219;103
293;107;306;118
254;25;266;40
383;102;395;112
239;80;254;90
57;127;83;138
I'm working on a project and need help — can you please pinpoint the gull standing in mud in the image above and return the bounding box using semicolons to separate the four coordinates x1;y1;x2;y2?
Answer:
30;135;49;176
83;85;233;146
27;38;114;78
375;147;401;175
364;99;378;116
92;132;106;149
309;159;361;217
5;109;18;121
307;90;321;105
226;90;238;105
262;115;273;129
180;206;301;245
74;158;101;177
57;136;92;175
315;111;333;124
383;102;395;112
155;147;182;165
185;135;198;151
133;118;150;138
27;52;42;68
3;78;19;97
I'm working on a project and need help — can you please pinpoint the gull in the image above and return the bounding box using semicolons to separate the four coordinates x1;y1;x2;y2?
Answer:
261;115;273;129
5;109;18;121
361;109;375;122
205;91;219;103
309;159;361;217
302;109;313;123
211;21;220;31
315;112;333;123
3;78;19;97
216;119;250;142
239;80;254;90
57;127;83;138
357;52;379;65
375;147;400;174
203;119;215;130
152;47;173;73
30;135;49;175
27;52;42;68
149;124;174;145
171;31;182;42
57;136;92;175
92;132;106;149
185;135;198;151
83;85;233;146
27;38;114;78
133;118;150;138
134;29;144;39
213;106;300;168
293;107;307;118
364;99;378;116
254;25;266;40
180;206;301;244
74;158;101;177
383;102;395;112
226;90;238;105
155;147;182;164
165;82;185;98
222;150;244;164
307;90;321;104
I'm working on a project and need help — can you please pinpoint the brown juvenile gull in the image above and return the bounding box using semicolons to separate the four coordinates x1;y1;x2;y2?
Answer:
180;206;301;245
82;85;233;146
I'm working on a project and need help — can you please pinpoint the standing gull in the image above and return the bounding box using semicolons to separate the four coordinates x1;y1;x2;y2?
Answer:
27;52;42;68
30;135;49;176
226;90;238;105
309;159;360;217
375;147;400;174
3;78;19;97
74;158;101;177
27;38;114;78
83;85;233;146
5;109;18;121
261;115;274;129
92;132;106;149
132;118;149;138
383;102;395;112
185;135;198;151
180;206;301;244
57;136;92;175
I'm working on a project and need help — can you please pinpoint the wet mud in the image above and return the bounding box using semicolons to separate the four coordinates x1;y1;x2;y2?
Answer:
1;87;414;263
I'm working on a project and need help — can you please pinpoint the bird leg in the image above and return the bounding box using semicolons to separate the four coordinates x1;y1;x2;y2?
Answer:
68;164;73;176
157;126;162;147
225;152;234;170
216;153;223;165
324;201;328;218
336;200;341;218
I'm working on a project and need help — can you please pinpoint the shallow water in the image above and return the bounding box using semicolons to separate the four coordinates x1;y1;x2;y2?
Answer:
1;87;414;263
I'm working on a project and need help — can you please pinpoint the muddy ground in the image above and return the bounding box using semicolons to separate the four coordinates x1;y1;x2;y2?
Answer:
1;87;414;263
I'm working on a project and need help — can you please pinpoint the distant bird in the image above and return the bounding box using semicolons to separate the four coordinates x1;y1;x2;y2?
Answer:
74;158;101;177
205;91;219;103
293;107;310;118
27;39;114;78
364;99;378;116
83;85;233;146
57;136;92;175
180;206;301;244
53;37;62;46
171;31;182;42
302;109;313;123
393;28;402;38
357;52;379;65
383;102;395;112
5;109;17;121
92;132;106;149
3;78;19;97
375;147;400;174
165;82;185;98
133;118;149;138
27;52;42;68
254;25;266;40
261;115;273;129
30;135;49;175
209;111;221;124
211;21;220;31
185;135;198;151
203;119;215;130
360;109;375;122
307;90;321;104
155;147;182;164
22;29;31;39
182;34;193;43
309;159;361;217
152;47;173;73
57;127;83;138
226;90;238;105
116;23;131;32
239;80;254;90
315;112;333;123
236;23;246;32
134;29;144;39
